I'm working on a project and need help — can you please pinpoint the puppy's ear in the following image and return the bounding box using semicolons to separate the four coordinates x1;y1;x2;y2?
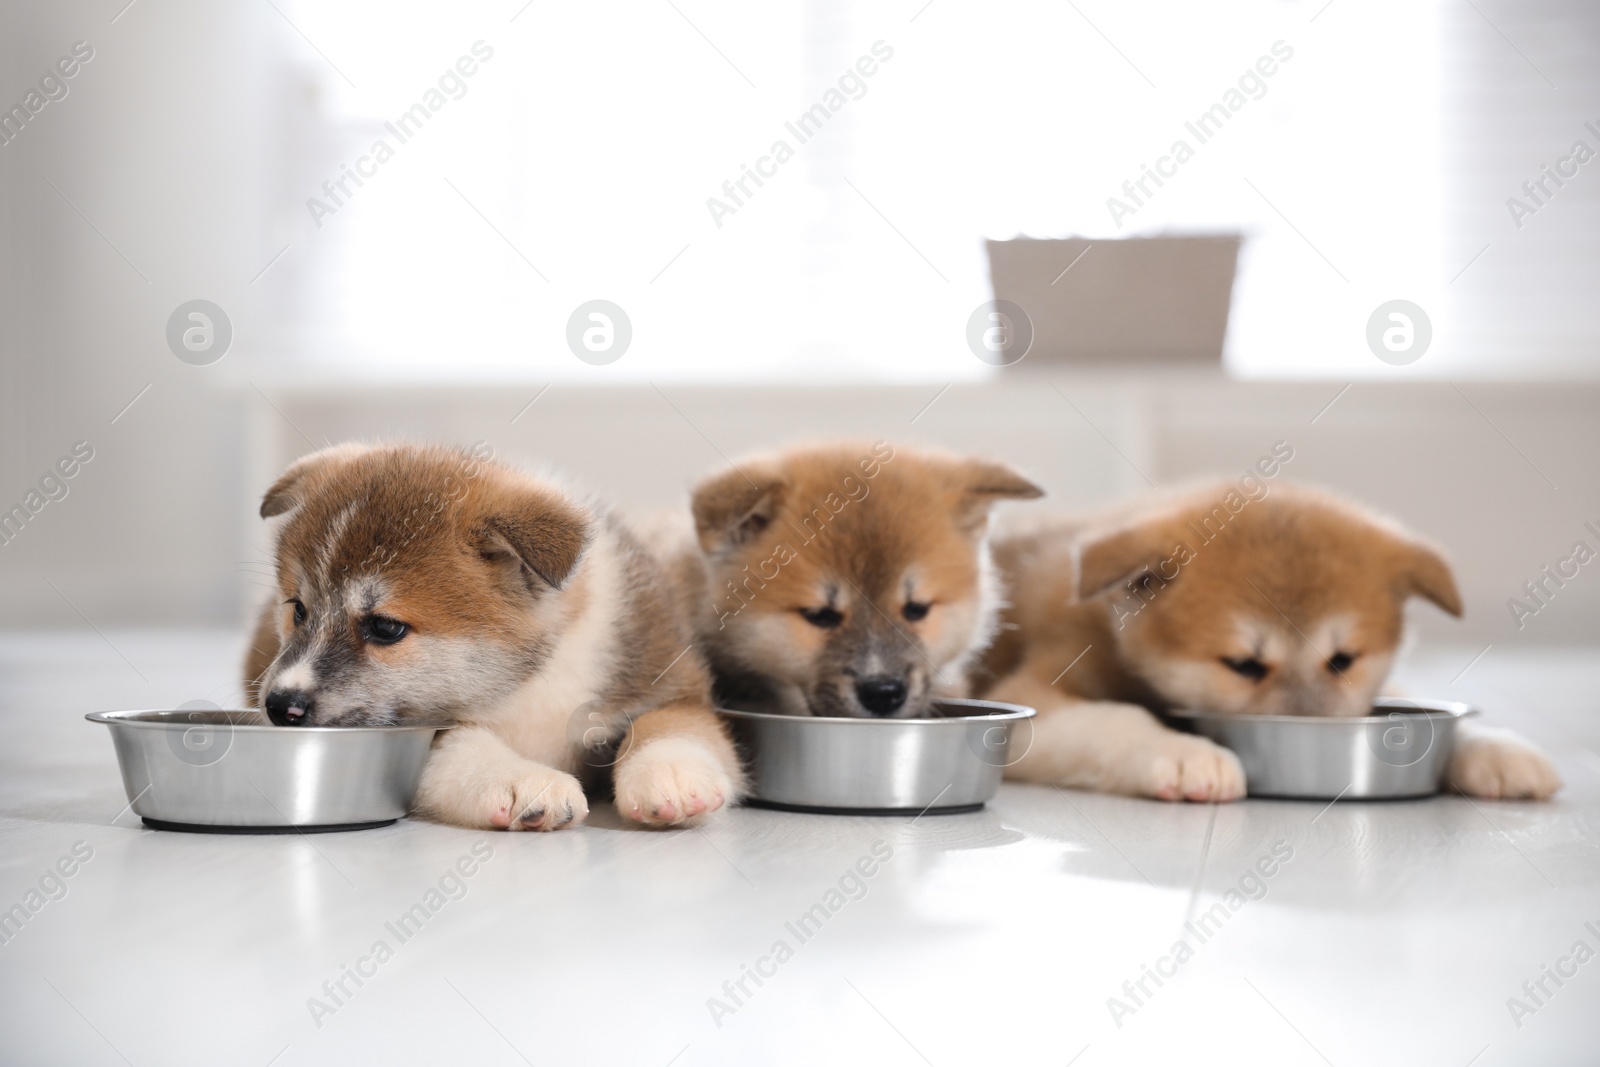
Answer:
1397;538;1463;617
956;459;1044;530
1077;514;1184;601
692;465;785;553
479;490;593;592
259;442;374;518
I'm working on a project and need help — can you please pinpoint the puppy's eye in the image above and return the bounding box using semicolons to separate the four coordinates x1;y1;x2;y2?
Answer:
1327;651;1357;675
289;599;307;626
363;615;409;645
901;601;931;622
798;607;843;629
1221;656;1268;682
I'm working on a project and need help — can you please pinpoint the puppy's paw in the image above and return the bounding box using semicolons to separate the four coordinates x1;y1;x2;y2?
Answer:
1139;733;1247;803
490;765;589;832
1450;731;1561;800
615;738;732;828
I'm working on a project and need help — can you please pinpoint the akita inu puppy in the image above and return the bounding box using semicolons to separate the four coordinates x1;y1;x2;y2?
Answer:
685;441;1043;718
980;480;1561;801
244;442;743;830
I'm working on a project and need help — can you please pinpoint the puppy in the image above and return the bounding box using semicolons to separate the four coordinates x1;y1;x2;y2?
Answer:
684;440;1043;718
243;441;744;830
980;480;1562;801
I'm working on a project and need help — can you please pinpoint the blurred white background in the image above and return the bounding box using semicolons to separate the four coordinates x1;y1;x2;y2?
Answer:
1;0;1597;646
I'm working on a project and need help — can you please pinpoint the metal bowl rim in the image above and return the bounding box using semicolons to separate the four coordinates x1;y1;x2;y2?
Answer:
85;709;454;734
1166;698;1478;727
716;697;1036;725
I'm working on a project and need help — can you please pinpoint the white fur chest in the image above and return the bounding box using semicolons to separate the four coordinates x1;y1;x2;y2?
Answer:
472;529;628;770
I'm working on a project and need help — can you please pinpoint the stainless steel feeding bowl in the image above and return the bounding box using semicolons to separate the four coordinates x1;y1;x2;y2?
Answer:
87;709;448;833
717;698;1036;815
1167;697;1477;800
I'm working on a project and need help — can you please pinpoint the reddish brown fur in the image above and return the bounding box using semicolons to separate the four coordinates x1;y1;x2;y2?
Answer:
688;440;1042;718
244;441;742;829
986;482;1461;717
981;481;1561;800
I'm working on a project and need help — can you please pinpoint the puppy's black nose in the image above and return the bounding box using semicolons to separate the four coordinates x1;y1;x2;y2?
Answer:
855;677;908;716
265;689;315;726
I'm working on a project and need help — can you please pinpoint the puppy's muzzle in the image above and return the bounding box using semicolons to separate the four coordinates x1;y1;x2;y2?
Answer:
265;689;315;726
854;677;908;717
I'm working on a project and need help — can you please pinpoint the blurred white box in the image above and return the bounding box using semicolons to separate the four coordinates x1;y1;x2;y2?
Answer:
985;235;1241;365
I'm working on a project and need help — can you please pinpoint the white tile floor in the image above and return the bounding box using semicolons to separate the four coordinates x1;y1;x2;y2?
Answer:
1;630;1597;1067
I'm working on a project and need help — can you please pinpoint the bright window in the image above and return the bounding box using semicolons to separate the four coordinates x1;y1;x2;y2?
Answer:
270;0;1445;381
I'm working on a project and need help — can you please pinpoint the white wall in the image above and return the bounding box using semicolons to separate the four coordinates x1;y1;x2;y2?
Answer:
1;0;275;624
